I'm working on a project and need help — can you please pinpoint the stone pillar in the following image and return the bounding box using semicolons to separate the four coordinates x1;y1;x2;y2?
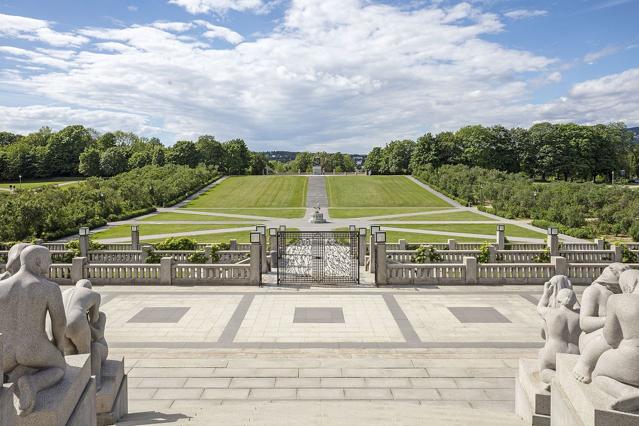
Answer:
0;333;4;386
358;228;367;266
595;238;605;250
496;225;505;250
131;226;140;250
398;239;407;250
34;239;44;245
160;257;173;285
249;240;261;286
448;239;457;250
204;245;212;262
369;236;376;273
79;227;90;258
464;256;477;284
71;257;87;283
375;241;387;286
488;245;497;263
260;233;268;273
229;239;237;251
552;256;568;276
611;244;623;263
547;229;559;256
140;244;153;263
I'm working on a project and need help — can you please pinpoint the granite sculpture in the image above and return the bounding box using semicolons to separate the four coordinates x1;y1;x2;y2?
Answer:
62;279;108;390
0;245;67;416
591;269;639;413
537;279;581;389
573;263;630;383
0;243;30;281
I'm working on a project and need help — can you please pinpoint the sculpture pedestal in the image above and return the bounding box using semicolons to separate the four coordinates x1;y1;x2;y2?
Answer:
308;212;327;223
552;354;639;426
96;357;128;426
515;359;550;426
1;354;96;426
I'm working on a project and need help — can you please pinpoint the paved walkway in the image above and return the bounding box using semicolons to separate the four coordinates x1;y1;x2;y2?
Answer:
90;175;587;244
88;285;553;424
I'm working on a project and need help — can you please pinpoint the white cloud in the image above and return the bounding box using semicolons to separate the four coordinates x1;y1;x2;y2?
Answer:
0;1;636;151
128;5;139;12
168;0;265;14
504;9;547;20
0;13;88;47
584;45;620;64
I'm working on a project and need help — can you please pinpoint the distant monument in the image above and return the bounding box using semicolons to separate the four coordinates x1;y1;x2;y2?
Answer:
312;157;322;175
309;202;327;223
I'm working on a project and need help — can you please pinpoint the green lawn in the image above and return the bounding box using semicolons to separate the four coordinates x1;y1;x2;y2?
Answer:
333;227;484;244
328;207;448;219
179;208;306;218
382;223;545;239
141;212;260;222
143;228;300;244
326;176;451;208
185;176;307;208
382;211;495;222
93;224;252;240
0;177;83;189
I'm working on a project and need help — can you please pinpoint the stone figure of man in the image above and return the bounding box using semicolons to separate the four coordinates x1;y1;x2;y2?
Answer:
0;245;66;416
573;262;630;383
62;279;108;389
591;269;639;413
538;287;581;389
0;243;30;281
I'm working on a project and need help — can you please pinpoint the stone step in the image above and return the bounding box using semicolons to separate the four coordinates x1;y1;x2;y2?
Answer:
119;401;526;425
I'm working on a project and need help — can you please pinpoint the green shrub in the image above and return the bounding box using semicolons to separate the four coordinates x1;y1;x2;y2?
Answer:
618;244;638;263
154;237;198;250
187;251;208;263
532;247;551;263
476;241;492;263
411;245;443;263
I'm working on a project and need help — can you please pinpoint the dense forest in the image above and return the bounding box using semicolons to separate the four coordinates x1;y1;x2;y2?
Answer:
0;126;264;180
364;123;637;182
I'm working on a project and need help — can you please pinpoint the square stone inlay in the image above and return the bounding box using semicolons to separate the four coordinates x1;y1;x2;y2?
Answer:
293;307;345;323
447;307;510;323
127;307;190;323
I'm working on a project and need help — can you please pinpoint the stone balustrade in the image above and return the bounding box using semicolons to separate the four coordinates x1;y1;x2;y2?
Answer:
88;250;145;264
386;263;466;285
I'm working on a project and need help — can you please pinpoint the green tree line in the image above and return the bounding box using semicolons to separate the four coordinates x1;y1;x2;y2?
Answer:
0;164;216;241
415;164;639;241
364;123;637;182
271;151;357;173
0;125;267;180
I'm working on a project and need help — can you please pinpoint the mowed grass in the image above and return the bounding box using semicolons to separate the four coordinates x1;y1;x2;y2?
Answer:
143;228;300;244
329;207;447;219
0;177;83;189
383;223;545;239
178;208;306;218
333;227;484;244
185;176;307;208
382;211;494;222
93;224;252;240
326;176;451;208
141;212;260;222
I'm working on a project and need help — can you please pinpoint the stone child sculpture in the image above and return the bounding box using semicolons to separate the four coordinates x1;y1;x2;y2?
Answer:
538;288;581;389
62;279;108;390
0;242;30;281
591;269;639;413
573;263;630;383
0;245;67;416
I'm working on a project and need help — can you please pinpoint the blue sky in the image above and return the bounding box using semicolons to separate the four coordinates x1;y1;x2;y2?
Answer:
0;0;637;152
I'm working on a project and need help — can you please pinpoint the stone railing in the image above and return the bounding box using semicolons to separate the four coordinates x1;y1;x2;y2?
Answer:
88;250;145;264
85;263;161;286
218;250;250;264
477;263;555;284
173;264;251;285
386;263;466;285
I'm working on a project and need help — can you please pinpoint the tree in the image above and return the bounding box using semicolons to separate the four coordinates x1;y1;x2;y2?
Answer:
99;147;129;176
167;140;201;168
291;152;314;173
0;132;20;146
44;125;94;176
79;148;101;177
363;147;383;174
152;147;166;166
128;150;152;169
96;132;117;151
196;135;224;169
222;139;250;175
248;152;269;175
382;139;414;174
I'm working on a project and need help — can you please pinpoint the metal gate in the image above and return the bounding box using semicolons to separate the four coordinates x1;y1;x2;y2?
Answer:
277;230;359;285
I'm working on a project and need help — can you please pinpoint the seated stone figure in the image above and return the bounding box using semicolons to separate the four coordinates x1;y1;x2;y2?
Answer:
573;262;630;383
591;269;639;413
537;275;579;317
62;279;108;389
0;245;67;416
538;287;581;389
0;242;30;281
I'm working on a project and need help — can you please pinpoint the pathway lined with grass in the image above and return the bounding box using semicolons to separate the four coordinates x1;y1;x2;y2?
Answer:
92;174;585;245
